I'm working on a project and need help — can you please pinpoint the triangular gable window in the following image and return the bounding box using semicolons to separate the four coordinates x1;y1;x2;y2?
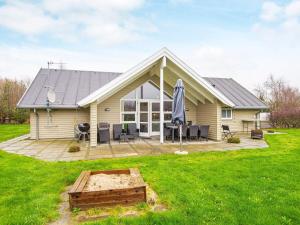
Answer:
122;81;171;100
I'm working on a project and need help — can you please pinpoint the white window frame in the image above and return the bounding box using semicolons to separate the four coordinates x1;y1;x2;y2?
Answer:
120;98;173;136
221;108;233;120
120;99;137;124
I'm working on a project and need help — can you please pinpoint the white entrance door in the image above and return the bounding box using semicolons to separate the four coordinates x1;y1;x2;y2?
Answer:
139;100;150;137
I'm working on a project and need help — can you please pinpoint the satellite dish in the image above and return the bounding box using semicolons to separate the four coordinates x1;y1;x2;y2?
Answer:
47;89;56;103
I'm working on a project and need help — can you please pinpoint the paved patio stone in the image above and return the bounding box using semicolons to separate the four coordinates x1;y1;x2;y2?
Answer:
0;133;269;161
89;149;112;156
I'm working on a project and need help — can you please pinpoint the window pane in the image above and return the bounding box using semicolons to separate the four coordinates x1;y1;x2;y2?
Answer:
140;113;148;122
227;110;232;118
122;101;136;111
140;123;148;132
152;123;160;132
152;113;160;121
164;101;172;111
140;102;148;111
222;110;227;118
164;113;172;121
152;102;160;111
123;114;135;121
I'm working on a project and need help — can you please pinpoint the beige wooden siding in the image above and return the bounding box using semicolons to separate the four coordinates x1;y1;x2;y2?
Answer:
30;109;89;139
196;99;222;140
185;99;197;123
97;74;197;136
221;109;259;132
97;73;151;131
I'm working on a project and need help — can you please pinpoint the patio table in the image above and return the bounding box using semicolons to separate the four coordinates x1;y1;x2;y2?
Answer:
167;125;178;143
119;132;129;143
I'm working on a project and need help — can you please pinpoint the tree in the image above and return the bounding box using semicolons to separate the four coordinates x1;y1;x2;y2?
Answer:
255;75;300;128
0;78;30;123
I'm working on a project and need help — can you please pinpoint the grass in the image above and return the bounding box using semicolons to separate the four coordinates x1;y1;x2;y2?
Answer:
0;124;29;142
0;126;300;224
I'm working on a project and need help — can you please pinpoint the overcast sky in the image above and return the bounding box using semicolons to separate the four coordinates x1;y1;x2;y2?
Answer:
0;0;300;91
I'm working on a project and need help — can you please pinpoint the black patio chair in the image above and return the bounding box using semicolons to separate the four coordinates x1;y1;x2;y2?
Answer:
199;125;209;141
113;124;122;141
164;127;172;140
98;122;109;128
98;123;110;144
182;124;188;141
222;125;236;139
163;122;172;140
189;125;199;141
127;123;139;141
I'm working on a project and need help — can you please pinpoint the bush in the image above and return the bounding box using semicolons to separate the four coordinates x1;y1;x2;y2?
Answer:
227;137;240;143
270;109;300;128
68;145;80;152
267;130;275;133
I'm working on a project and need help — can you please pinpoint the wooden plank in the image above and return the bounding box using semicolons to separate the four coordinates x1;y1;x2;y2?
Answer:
79;186;146;197
69;171;88;194
72;191;145;200
130;168;146;186
75;171;91;193
71;193;145;203
91;169;130;175
72;198;145;209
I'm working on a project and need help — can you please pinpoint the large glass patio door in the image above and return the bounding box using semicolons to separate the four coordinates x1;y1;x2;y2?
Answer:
137;100;173;137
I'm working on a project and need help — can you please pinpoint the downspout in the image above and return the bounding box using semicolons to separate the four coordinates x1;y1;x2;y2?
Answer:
34;108;39;140
255;111;261;130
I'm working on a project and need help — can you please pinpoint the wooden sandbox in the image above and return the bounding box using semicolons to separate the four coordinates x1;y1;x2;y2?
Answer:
68;168;147;210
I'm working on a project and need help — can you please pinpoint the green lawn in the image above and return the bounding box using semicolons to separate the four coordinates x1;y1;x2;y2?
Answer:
0;124;29;142
0;126;299;225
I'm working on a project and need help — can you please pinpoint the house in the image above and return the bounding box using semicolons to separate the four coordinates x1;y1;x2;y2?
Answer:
17;48;268;146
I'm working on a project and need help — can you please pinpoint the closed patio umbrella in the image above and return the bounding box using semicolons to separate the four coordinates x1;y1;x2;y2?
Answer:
172;79;187;154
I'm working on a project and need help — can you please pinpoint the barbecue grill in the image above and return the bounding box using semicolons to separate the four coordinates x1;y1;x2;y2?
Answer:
78;123;90;132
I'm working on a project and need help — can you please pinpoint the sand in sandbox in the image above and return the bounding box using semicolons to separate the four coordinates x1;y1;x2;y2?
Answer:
84;174;139;191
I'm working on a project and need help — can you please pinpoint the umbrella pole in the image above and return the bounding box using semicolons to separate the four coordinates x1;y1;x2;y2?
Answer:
180;124;182;152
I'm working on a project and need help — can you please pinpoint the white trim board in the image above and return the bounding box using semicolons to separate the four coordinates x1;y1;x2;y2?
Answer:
77;47;235;108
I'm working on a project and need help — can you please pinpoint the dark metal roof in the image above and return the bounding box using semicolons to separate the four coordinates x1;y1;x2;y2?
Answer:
18;68;268;110
17;68;121;109
203;77;268;109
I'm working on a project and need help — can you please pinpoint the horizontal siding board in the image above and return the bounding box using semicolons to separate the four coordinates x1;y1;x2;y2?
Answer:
221;109;259;132
196;99;221;140
30;109;89;139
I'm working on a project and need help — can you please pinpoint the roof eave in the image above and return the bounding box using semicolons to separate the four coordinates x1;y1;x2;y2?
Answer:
233;106;269;110
77;47;235;107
